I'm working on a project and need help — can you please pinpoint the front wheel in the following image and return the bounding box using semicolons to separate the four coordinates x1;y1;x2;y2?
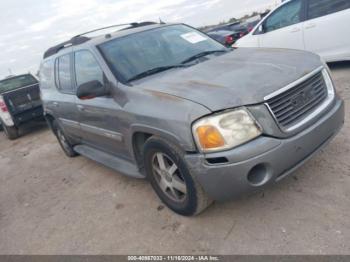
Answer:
143;136;212;216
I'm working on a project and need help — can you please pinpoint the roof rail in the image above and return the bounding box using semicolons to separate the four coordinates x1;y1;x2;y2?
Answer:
76;22;157;36
119;21;158;31
43;35;90;59
43;22;159;59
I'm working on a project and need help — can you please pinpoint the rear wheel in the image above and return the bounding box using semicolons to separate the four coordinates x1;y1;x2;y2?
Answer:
2;124;19;140
52;120;78;157
143;136;212;216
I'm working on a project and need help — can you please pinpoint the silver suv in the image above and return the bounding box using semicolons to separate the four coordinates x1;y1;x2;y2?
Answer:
39;22;344;216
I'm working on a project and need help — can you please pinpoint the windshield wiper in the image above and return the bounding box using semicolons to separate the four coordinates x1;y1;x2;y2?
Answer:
127;65;188;82
180;50;228;64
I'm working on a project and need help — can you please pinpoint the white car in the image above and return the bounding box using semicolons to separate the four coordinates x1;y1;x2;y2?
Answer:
235;0;350;62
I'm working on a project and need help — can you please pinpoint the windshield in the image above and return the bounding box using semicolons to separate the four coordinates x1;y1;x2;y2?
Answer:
0;74;37;93
99;25;227;82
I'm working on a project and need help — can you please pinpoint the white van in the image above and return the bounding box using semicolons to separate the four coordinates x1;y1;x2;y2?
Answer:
235;0;350;62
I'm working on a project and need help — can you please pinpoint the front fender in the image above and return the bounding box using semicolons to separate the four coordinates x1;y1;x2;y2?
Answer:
128;124;195;155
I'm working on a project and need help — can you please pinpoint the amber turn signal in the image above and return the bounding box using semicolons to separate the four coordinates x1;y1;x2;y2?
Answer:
196;125;225;149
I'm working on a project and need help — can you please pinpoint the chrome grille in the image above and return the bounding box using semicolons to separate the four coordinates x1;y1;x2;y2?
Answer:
266;71;328;129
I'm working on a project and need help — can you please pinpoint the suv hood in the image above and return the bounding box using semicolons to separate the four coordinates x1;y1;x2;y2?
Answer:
136;48;323;112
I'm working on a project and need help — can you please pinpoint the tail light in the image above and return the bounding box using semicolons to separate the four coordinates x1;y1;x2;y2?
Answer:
248;26;253;32
225;35;234;45
0;97;8;112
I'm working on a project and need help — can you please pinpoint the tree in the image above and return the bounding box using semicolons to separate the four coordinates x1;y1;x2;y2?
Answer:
228;17;237;23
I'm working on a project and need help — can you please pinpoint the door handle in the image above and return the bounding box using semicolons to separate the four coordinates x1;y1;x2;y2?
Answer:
290;27;301;33
77;105;85;111
305;24;316;29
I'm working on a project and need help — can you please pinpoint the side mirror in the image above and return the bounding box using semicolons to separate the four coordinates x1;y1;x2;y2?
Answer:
76;80;108;100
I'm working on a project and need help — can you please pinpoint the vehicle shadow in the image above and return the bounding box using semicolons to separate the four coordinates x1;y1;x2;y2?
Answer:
18;119;49;137
328;60;350;70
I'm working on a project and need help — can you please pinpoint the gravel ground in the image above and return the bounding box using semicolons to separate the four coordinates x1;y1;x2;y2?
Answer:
0;62;349;255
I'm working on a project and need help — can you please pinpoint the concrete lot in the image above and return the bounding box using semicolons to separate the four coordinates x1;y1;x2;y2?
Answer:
0;63;349;255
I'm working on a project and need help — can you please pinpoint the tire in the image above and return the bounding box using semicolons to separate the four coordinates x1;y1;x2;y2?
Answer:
52;120;78;157
2;123;19;140
143;136;212;216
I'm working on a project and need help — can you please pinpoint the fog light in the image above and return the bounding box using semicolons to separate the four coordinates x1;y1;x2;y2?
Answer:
247;164;271;186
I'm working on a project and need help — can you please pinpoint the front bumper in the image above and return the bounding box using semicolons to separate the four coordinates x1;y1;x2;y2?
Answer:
185;98;345;201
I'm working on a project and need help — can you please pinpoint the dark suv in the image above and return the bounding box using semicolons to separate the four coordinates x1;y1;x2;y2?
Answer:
0;74;43;139
39;22;344;216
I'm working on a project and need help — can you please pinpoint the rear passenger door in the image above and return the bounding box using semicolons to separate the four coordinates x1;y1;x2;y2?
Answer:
74;49;127;157
46;51;81;142
303;0;350;61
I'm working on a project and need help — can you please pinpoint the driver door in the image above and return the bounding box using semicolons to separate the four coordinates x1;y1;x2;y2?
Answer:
259;0;305;50
73;49;127;158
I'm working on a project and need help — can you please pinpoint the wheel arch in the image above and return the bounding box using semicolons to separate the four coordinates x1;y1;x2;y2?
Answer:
44;113;56;132
129;124;195;171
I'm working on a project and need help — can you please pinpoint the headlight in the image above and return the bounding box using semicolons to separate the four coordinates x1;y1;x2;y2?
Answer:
192;108;262;153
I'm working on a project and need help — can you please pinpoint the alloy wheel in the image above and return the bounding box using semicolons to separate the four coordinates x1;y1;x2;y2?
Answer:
151;152;187;202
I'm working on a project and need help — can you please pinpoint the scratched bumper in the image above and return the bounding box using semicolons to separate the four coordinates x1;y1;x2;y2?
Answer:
185;98;344;201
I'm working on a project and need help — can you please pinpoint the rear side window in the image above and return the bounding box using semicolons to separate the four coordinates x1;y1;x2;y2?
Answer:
264;0;302;33
307;0;350;20
56;54;73;92
74;50;104;86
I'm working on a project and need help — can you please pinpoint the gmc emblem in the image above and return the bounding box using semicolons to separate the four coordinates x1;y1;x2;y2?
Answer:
290;88;315;110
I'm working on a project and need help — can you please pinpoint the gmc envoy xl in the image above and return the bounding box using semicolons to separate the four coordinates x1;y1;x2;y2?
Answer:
39;23;344;216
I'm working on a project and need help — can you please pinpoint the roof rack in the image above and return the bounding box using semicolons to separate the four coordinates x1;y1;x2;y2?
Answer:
43;21;159;59
43;35;90;59
119;21;158;31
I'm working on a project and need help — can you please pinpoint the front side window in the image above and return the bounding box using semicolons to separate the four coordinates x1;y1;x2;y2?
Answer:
75;50;104;87
0;74;37;93
57;54;73;92
264;0;302;33
308;0;350;20
99;25;226;82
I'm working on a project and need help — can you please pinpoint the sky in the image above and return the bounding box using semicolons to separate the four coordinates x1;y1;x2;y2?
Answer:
0;0;281;78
